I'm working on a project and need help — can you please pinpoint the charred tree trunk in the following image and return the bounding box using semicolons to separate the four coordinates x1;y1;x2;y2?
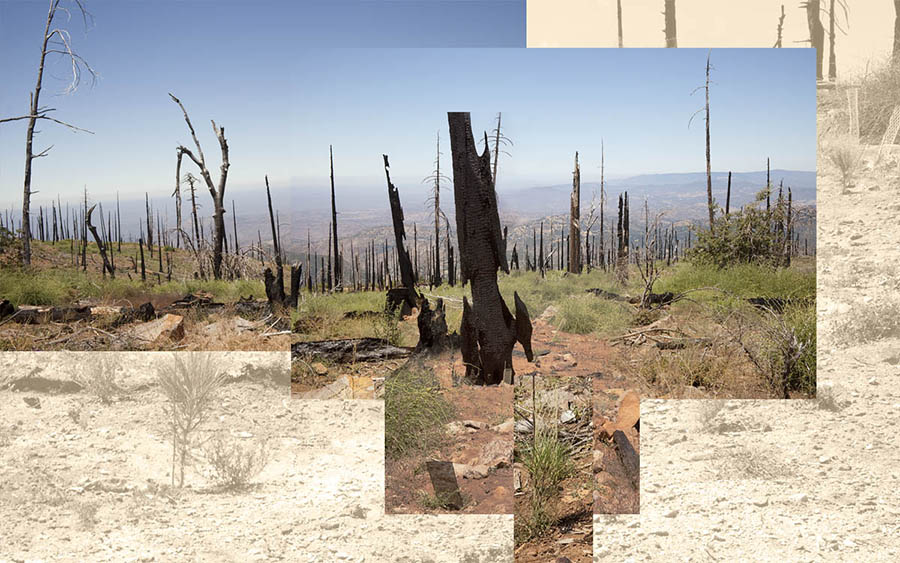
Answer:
448;112;533;385
569;151;581;273
85;205;114;278
383;154;418;315
330;145;341;288
725;171;732;216
264;176;287;307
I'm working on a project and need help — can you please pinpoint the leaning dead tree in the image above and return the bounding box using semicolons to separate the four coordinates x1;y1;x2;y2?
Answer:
664;0;677;48
85;204;114;278
383;154;419;314
263;176;299;309
568;151;581;273
170;93;229;279
0;0;97;266
448;112;533;385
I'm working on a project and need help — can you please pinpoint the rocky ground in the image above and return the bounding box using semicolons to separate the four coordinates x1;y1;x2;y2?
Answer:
0;351;513;563
590;100;899;562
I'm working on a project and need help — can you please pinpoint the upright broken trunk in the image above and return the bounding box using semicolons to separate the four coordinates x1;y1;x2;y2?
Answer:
448;112;533;385
263;175;287;307
568;151;581;273
805;0;825;80
664;0;677;47
85;205;114;278
383;154;418;315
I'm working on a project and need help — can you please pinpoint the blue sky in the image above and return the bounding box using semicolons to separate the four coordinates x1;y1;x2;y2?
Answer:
0;1;813;211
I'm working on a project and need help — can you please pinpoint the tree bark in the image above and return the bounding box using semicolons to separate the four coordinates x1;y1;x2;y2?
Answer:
330;145;341;288
448;112;533;385
85;205;114;278
383;154;418;313
664;0;677;47
894;0;900;63
569;151;581;273
806;0;825;80
169;93;229;279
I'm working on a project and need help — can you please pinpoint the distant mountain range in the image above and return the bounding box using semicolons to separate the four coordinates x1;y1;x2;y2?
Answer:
11;169;814;260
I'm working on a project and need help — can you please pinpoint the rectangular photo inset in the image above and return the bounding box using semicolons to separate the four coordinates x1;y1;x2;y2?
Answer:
592;377;640;514
384;355;515;514
288;47;815;402
514;375;593;562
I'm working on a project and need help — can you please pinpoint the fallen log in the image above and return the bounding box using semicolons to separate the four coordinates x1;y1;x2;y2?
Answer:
291;337;411;363
655;337;712;350
612;429;640;490
585;288;627;301
6;305;93;324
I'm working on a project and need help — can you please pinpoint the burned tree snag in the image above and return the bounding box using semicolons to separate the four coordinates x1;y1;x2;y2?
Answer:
725;171;732;216
383;154;418;315
170;93;229;279
85;205;114;278
569;151;581;273
448;112;533;385
330;145;341;288
264;175;287;307
664;0;678;47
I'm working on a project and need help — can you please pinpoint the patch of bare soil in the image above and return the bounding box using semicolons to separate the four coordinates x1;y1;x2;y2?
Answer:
385;350;514;514
514;375;593;563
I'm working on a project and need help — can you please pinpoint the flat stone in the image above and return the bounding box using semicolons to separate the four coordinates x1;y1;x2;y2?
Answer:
311;362;329;376
126;314;185;344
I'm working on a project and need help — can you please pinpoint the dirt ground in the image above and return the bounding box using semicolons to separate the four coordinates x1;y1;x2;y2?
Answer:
513;375;593;563
591;91;899;561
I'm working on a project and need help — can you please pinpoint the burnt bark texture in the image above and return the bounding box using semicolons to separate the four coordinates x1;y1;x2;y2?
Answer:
85;205;114;278
448;112;533;385
383;155;417;299
569;151;581;273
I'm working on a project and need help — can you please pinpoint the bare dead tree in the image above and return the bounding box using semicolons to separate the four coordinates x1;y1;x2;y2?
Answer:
775;5;786;47
329;145;341;288
448;112;533;385
422;131;451;286
803;0;825;80
568;151;581;273
169;92;229;279
85;204;113;278
895;0;900;63
0;0;97;266
637;202;667;308
617;0;624;47
664;0;677;47
383;154;418;313
173;148;183;248
690;51;715;232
